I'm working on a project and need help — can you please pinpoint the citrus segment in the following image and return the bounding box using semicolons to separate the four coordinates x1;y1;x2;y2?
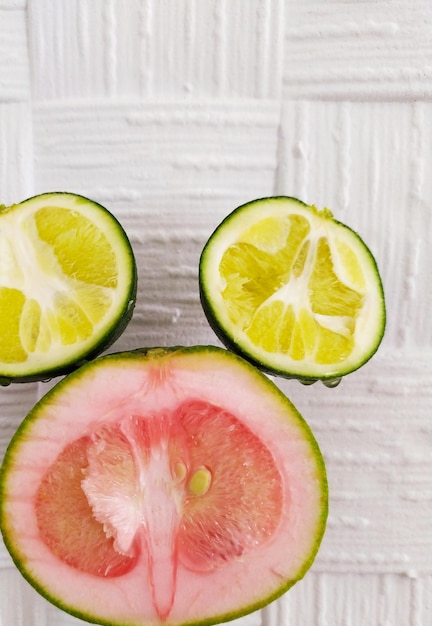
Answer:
0;192;136;382
0;346;327;626
176;399;283;573
199;196;386;381
309;238;363;318
20;298;42;353
35;435;137;578
0;287;27;362
334;238;366;290
34;207;118;288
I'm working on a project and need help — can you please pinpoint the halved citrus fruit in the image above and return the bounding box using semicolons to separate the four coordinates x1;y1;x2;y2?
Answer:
0;346;327;626
199;196;386;384
0;192;137;384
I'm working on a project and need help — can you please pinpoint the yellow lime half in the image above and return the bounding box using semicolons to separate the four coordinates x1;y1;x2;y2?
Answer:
199;197;386;383
0;192;136;383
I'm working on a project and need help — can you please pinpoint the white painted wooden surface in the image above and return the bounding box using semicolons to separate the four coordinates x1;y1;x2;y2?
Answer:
1;1;431;625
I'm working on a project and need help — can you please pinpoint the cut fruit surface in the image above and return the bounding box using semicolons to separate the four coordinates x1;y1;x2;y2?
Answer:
0;346;327;626
199;196;386;383
0;192;136;383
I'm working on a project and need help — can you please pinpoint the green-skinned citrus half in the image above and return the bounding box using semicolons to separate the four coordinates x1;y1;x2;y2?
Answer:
0;192;137;384
0;346;327;626
199;196;386;385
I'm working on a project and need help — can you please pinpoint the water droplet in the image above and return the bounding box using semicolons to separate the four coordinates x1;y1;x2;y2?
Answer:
298;378;317;386
322;377;342;388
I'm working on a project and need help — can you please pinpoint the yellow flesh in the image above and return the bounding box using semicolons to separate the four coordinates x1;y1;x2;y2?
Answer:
0;205;119;367
219;211;366;367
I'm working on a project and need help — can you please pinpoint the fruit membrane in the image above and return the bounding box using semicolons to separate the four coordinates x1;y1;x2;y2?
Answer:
0;346;328;626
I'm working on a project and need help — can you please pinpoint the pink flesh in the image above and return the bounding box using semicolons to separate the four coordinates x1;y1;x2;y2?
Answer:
35;399;283;621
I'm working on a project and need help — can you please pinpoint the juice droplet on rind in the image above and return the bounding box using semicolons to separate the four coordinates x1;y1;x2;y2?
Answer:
36;400;283;621
322;377;342;388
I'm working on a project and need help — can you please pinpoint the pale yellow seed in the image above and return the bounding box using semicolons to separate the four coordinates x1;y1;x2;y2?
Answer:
174;461;187;482
188;466;212;496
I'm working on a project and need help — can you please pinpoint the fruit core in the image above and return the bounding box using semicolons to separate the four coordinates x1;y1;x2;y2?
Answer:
35;399;283;620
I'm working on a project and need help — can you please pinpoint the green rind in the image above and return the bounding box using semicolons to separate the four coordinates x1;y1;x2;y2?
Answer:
199;196;386;384
0;192;138;385
0;345;328;626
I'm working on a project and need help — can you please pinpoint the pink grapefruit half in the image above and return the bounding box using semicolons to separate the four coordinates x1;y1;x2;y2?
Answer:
0;346;327;626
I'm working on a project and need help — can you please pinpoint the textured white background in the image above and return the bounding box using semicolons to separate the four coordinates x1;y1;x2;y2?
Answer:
1;1;432;625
